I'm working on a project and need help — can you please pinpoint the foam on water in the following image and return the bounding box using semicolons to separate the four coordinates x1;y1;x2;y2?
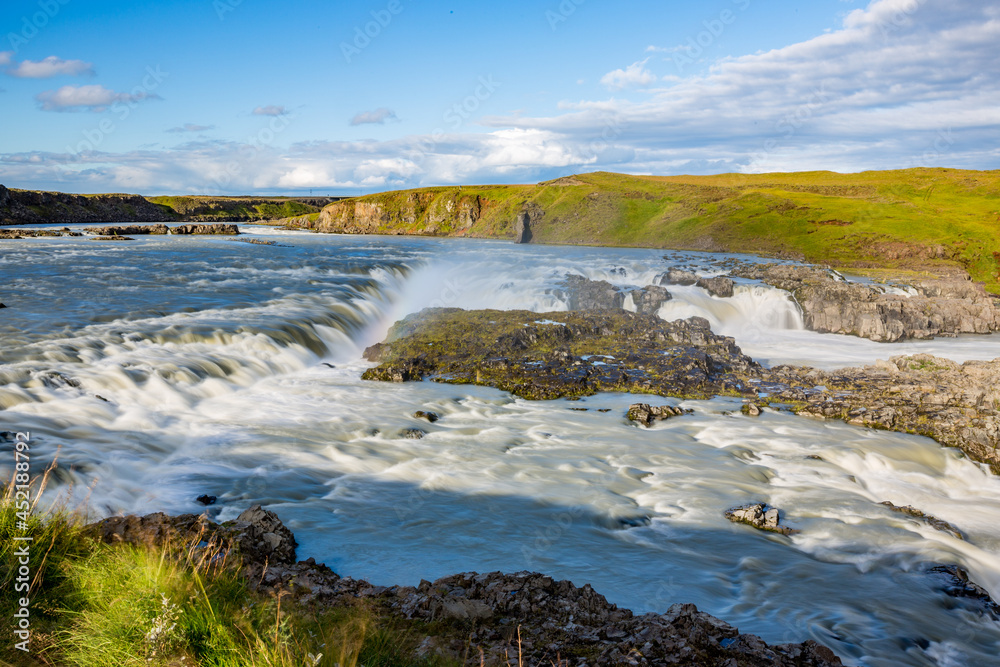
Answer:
3;232;1000;666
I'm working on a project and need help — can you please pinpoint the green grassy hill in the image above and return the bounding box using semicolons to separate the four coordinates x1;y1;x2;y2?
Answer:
309;169;1000;291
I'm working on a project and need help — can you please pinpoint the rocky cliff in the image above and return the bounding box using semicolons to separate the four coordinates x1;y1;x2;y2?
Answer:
313;188;492;236
0;184;175;224
0;184;325;225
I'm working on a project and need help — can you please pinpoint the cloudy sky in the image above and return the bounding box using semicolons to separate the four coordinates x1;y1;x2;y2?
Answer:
0;0;997;195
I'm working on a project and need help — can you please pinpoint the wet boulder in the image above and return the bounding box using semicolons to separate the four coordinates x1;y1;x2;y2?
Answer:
627;403;691;426
697;275;735;298
725;503;797;535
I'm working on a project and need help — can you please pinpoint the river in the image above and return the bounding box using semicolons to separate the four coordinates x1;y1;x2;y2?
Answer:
1;227;999;666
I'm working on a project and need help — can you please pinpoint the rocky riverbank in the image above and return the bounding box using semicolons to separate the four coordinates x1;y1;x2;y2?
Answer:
726;263;1000;342
361;302;1000;474
764;354;1000;474
88;506;844;666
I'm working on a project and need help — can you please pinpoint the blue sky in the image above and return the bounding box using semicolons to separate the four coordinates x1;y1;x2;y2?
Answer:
0;0;997;194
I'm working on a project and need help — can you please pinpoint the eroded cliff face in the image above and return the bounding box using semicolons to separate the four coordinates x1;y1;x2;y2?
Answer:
315;190;491;236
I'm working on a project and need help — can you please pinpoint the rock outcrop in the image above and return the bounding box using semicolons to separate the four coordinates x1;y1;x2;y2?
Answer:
880;501;964;540
765;354;1000;474
315;190;485;236
89;508;843;666
0;185;174;225
725;503;797;535
362;308;760;400
929;565;1000;617
172;223;240;235
84;224;170;235
627;403;692;426
731;263;1000;342
556;275;671;315
697;276;735;298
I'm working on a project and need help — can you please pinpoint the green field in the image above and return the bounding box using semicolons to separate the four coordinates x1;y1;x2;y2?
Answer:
317;169;1000;291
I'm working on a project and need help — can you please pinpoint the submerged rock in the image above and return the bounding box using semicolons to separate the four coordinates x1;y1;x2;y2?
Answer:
929;565;1000;617
725;503;797;535
880;501;964;540
413;410;440;422
400;427;426;439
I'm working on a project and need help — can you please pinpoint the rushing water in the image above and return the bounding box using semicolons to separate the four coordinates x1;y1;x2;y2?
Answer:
2;227;1000;667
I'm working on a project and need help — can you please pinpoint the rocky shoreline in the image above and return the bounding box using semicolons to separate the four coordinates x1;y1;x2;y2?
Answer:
89;506;844;666
361;280;1000;473
725;263;1000;342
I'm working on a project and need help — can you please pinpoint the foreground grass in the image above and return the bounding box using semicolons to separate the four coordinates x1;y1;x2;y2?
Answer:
0;483;454;667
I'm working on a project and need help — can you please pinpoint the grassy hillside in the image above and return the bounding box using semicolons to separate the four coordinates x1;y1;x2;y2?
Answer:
312;169;1000;291
146;196;324;222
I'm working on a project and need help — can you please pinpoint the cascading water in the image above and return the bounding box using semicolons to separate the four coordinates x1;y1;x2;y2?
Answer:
2;227;1000;666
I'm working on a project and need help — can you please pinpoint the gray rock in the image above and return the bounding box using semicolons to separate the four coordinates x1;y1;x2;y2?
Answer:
880;501;964;540
559;274;626;311
400;428;426;439
631;284;672;315
929;565;1000;616
697;275;735;298
725;503;797;535
662;268;699;286
731;263;1000;342
627;403;692;426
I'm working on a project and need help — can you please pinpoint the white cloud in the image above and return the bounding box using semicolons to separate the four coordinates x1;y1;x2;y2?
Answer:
252;105;288;116
167;123;215;133
6;56;94;78
350;107;398;126
600;59;657;90
4;0;999;193
0;51;13;67
36;84;160;112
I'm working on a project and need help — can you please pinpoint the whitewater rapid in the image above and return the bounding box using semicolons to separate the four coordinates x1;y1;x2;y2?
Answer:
2;228;1000;666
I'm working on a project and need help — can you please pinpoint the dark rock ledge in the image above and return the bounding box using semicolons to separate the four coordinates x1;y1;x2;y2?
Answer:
83;223;240;235
361;308;1000;474
88;506;843;666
